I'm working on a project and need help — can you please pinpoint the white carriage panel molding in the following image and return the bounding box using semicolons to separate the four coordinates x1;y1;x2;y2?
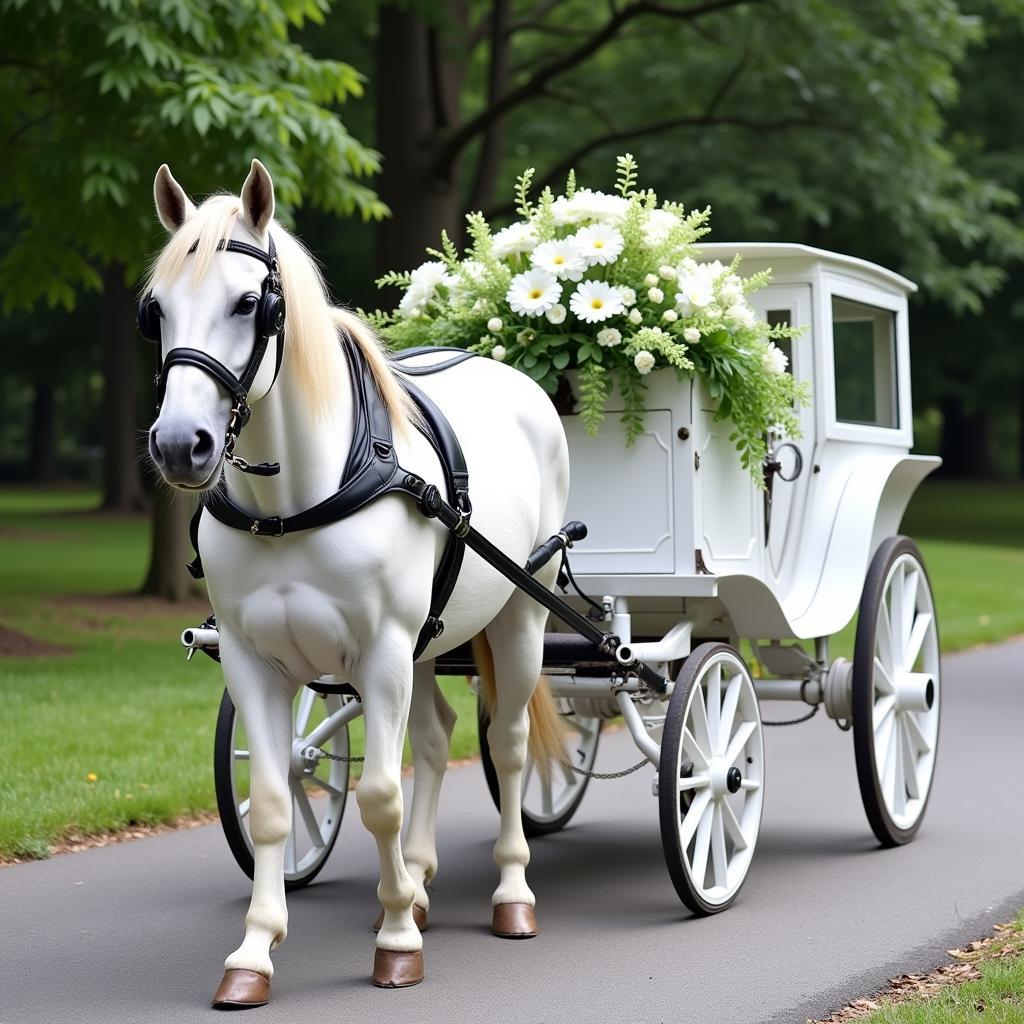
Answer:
562;369;694;576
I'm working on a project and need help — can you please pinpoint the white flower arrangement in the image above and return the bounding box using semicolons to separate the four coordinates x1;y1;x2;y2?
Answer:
369;154;808;478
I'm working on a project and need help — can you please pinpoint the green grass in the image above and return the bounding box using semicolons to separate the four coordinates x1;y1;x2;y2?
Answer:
849;910;1024;1023
0;480;1021;860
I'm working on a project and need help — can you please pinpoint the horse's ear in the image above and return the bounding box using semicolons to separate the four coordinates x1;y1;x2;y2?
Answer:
240;159;276;237
153;164;196;233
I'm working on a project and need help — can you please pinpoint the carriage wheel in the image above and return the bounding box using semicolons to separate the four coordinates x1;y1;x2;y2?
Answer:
478;700;602;837
659;643;765;915
214;686;350;890
852;536;940;846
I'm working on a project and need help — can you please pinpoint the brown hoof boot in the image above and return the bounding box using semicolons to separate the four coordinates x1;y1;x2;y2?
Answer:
372;948;424;988
372;904;428;933
211;969;270;1009
492;902;538;939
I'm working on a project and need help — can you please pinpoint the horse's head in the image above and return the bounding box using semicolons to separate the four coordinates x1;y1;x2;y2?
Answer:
145;161;283;490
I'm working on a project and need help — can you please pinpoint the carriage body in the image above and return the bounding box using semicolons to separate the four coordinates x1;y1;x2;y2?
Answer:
562;242;939;643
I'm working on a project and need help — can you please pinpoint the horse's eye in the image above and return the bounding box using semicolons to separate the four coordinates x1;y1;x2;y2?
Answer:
234;295;258;316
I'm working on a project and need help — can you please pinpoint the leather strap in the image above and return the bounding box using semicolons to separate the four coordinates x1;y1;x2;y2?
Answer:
391;346;478;376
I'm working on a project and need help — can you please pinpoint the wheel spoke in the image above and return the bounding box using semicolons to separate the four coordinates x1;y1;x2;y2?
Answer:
706;664;722;758
688;685;713;762
725;721;756;767
903;710;932;756
690;798;715;886
540;772;554;816
721;799;748;851
718;674;742;757
900;722;920;801
891;718;907;816
876;604;894;673
873;657;895;695
681;728;710;770
233;749;251;761
295;687;316;737
873;694;896;733
678;773;710;792
899;567;920;666
679;789;712;849
889;562;906;660
560;758;580;788
739;779;760;791
307;774;344;799
904;613;933;670
875;710;895;772
291;780;326;849
711;804;728;888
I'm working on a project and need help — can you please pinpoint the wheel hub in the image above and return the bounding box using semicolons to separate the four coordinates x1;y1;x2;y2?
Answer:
893;671;935;713
709;759;741;799
726;766;742;794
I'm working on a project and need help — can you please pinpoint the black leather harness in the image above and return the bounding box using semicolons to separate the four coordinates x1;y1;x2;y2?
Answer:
189;341;478;660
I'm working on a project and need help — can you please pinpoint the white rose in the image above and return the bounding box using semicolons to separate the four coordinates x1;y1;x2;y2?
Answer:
648;287;664;304
546;303;566;324
658;265;677;281
727;304;757;330
633;350;655;375
662;309;678;323
644;273;659;288
488;317;504;333
683;327;701;344
596;327;622;348
491;345;507;362
628;308;643;325
762;342;788;375
617;286;637;306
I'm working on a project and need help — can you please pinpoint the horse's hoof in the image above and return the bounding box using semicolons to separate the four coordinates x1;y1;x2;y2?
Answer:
372;904;428;932
372;948;424;988
211;969;270;1009
492;902;538;938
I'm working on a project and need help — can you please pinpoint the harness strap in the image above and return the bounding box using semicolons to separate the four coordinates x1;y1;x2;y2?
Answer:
391;347;479;376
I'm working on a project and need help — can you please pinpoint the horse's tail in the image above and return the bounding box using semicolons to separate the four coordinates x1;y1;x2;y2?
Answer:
472;632;567;782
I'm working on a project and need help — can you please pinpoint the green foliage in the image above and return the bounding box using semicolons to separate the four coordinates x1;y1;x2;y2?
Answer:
0;0;386;312
375;155;806;479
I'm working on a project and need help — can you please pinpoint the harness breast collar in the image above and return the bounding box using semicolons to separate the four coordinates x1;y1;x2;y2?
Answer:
189;338;477;659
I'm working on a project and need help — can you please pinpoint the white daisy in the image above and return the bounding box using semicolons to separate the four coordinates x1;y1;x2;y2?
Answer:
569;280;625;323
507;269;561;317
531;239;586;281
762;342;789;375
571;224;624;267
546;303;566;324
596;327;622;347
491;222;537;259
409;261;447;289
634;350;656;374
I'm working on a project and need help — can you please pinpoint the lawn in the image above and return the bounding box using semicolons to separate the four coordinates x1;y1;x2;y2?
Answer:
0;480;1021;860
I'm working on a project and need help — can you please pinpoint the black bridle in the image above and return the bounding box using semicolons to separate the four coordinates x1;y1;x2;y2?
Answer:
139;235;286;476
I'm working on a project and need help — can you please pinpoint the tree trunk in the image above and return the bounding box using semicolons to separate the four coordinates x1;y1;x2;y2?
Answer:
29;381;56;482
140;487;195;601
375;3;468;276
939;398;996;479
1019;372;1024;480
101;263;146;511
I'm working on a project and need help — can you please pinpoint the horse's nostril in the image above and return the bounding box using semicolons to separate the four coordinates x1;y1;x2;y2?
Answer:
192;429;215;464
149;430;164;464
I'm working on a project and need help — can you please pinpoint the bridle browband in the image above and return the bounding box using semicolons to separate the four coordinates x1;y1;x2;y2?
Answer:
141;234;286;477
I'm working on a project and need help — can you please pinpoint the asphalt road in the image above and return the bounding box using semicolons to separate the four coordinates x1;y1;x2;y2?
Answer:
2;639;1022;1024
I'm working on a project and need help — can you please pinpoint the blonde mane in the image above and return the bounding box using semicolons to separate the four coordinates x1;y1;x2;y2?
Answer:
145;195;414;434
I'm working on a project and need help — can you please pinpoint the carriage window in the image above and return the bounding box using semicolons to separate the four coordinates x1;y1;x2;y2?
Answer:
767;310;793;375
831;297;898;428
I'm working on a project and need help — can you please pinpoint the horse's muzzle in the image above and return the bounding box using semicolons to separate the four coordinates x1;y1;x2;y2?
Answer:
149;425;221;489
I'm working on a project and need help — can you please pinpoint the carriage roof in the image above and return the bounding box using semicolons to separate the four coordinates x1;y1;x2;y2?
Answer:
697;242;918;296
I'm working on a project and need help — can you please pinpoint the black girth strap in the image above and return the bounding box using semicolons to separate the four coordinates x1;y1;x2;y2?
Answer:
191;340;474;659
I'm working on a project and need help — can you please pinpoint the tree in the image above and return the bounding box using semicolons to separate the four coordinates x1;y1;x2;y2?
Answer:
0;0;386;594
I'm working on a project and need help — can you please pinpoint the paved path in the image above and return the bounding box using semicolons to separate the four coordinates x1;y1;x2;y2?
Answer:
2;640;1022;1024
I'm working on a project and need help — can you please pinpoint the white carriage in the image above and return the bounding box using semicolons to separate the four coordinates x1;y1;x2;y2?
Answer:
203;243;941;913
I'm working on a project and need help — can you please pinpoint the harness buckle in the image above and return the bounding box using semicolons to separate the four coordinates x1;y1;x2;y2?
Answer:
426;616;445;640
250;517;285;537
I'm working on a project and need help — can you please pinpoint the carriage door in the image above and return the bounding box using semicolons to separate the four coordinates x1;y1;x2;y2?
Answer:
749;285;815;581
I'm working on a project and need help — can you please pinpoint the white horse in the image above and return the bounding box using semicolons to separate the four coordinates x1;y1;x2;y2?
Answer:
145;160;570;1008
